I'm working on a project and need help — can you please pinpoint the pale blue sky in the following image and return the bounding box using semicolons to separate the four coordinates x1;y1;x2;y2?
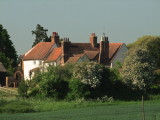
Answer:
0;0;160;55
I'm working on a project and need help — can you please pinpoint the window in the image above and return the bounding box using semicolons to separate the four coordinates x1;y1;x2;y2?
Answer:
39;61;42;65
33;60;36;64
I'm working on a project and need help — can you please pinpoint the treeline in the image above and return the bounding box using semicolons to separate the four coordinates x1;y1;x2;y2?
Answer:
18;62;146;101
0;24;18;75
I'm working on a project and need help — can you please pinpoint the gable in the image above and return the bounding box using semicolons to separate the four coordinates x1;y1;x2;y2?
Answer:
109;43;124;62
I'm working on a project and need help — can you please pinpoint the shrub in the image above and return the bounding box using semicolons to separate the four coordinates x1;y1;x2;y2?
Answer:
67;79;90;100
18;79;28;98
73;62;103;88
29;65;69;99
97;95;114;103
69;62;115;99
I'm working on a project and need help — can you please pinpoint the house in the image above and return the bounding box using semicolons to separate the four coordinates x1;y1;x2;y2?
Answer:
0;62;7;86
20;32;128;80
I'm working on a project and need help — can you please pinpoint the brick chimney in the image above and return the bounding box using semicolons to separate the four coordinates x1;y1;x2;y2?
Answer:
90;33;97;47
51;32;60;46
98;33;109;65
61;38;71;65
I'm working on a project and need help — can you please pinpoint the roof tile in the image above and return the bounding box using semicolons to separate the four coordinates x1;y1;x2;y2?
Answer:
45;48;62;62
23;42;55;60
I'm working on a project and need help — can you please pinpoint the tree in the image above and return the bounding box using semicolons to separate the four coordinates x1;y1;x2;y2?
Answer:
71;62;113;99
73;62;103;88
127;36;160;67
32;24;48;47
0;24;17;68
121;46;156;91
0;52;13;75
127;36;160;84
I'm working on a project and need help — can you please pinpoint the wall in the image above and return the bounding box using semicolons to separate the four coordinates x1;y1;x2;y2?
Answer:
111;44;128;68
23;60;43;80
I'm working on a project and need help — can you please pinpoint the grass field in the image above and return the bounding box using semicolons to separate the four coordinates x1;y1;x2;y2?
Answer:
1;88;160;120
1;101;160;120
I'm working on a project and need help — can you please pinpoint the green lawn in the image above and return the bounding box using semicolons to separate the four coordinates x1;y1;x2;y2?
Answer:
0;101;160;120
1;89;160;120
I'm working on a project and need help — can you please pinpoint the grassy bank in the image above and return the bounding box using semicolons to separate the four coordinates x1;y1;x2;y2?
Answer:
1;101;160;120
1;89;160;120
1;89;160;113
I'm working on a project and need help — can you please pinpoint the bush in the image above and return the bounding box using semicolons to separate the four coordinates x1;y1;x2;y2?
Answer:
18;79;28;98
68;62;116;100
29;65;69;99
97;96;114;103
73;62;103;88
67;79;90;100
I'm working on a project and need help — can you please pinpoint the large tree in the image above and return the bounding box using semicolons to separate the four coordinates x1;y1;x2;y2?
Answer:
0;24;17;69
32;24;48;47
127;36;160;67
121;46;156;91
127;36;160;83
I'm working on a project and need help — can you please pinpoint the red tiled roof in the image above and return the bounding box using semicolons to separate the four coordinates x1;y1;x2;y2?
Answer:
73;54;85;57
23;41;124;64
45;48;62;62
70;43;99;55
109;43;123;61
66;57;80;63
23;42;55;60
84;51;99;59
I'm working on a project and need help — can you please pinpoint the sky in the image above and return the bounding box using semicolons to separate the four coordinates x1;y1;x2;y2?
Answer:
0;0;160;55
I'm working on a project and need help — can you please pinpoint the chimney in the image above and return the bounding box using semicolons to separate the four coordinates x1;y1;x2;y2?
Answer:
51;32;60;46
61;38;71;65
98;33;109;65
90;33;97;47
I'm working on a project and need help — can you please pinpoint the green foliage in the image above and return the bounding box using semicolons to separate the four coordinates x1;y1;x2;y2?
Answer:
69;62;119;99
0;24;17;68
97;95;114;103
29;65;69;99
73;62;103;88
0;52;14;75
67;79;90;100
121;46;156;91
18;80;28;98
127;35;160;67
27;61;144;100
32;24;48;47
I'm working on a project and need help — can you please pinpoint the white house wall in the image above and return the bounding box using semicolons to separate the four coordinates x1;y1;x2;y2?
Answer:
111;44;128;68
23;60;43;80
